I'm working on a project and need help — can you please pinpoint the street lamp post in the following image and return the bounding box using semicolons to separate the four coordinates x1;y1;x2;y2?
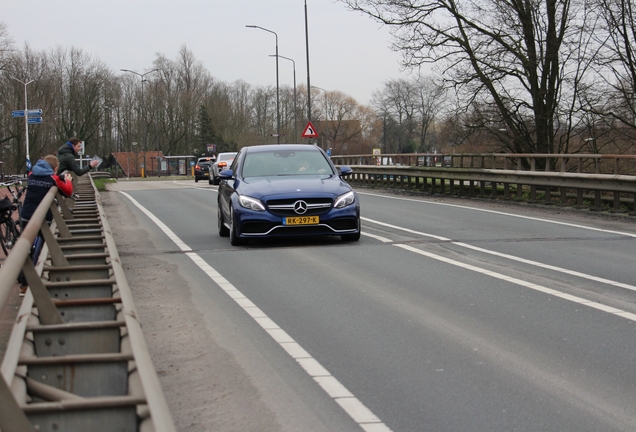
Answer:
246;25;280;144
311;86;328;149
270;54;297;142
120;69;159;176
10;76;36;171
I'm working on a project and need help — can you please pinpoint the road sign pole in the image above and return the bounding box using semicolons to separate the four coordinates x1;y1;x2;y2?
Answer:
24;81;30;166
10;77;36;171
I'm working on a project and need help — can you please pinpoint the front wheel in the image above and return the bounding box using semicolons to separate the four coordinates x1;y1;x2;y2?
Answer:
229;206;247;246
341;232;361;242
218;204;229;237
341;219;361;242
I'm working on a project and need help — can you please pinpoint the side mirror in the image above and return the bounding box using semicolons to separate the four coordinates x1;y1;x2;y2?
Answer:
219;169;234;180
339;166;353;177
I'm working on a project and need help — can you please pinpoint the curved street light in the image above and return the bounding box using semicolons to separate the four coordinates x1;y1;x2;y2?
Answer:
246;25;280;144
120;69;159;176
270;54;297;142
10;76;36;171
311;86;328;149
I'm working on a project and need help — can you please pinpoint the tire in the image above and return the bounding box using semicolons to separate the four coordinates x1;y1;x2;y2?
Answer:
341;219;361;242
229;206;246;246
212;176;219;185
195;177;199;182
1;220;19;255
218;204;229;237
208;178;213;185
0;223;8;256
341;232;361;242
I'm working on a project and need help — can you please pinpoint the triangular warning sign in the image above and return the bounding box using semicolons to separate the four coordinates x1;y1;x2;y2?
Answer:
301;121;319;138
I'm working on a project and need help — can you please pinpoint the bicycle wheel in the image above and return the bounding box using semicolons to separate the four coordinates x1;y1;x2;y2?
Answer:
0;222;7;256
1;220;19;255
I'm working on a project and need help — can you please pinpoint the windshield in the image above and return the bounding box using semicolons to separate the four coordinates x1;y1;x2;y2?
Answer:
242;150;333;177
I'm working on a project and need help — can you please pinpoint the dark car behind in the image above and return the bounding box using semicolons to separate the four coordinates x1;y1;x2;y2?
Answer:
194;157;214;182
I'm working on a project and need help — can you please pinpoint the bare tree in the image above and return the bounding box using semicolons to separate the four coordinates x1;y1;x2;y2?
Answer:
341;0;591;156
587;0;636;132
413;77;445;152
0;22;15;72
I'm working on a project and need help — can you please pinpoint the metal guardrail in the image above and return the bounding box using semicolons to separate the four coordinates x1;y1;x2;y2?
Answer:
0;174;175;432
331;154;636;213
332;152;636;176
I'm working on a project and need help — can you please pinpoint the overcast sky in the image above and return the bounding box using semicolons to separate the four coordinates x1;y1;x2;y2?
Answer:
3;0;425;106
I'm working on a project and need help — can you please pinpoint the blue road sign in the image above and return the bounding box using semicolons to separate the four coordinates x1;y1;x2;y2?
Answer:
27;117;42;124
28;109;42;117
12;110;25;117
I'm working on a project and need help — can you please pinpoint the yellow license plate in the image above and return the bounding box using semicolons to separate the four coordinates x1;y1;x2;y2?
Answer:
284;216;319;225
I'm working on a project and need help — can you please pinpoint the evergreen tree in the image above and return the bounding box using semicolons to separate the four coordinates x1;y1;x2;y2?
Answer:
196;104;217;155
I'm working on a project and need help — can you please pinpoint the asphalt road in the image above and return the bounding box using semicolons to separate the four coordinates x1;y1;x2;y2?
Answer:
104;179;636;432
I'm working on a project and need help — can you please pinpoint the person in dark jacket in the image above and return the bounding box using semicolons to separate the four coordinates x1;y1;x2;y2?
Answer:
18;155;73;295
21;155;73;224
56;137;99;177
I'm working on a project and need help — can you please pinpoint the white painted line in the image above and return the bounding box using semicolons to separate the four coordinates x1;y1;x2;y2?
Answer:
453;242;636;293
362;214;636;295
361;216;450;241
395;244;636;323
280;342;312;359
361;232;394;243
266;328;295;344
359;191;636;238
314;376;354;398
119;191;393;432
297;358;332;377
335;397;382;423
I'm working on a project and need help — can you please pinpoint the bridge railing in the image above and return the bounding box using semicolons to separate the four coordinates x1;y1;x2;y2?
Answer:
331;153;636;213
0;174;175;432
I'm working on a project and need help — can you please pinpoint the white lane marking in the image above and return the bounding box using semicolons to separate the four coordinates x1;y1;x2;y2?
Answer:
358;191;636;238
454;242;636;293
360;217;450;241
119;191;392;432
361;232;394;243
362;216;636;293
395;244;636;322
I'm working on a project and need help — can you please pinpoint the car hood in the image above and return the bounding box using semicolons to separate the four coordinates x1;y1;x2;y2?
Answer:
239;175;352;200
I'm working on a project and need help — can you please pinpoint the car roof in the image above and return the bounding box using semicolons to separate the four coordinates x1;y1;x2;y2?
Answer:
244;144;322;154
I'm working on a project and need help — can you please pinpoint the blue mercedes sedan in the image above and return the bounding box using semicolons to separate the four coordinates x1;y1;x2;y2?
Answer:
217;144;361;246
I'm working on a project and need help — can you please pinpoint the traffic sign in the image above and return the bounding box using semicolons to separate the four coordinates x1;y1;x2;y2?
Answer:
27;117;42;124
11;109;42;118
301;121;318;138
270;133;286;137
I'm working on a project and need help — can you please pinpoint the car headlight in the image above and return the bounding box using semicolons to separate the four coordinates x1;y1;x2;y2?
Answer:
334;191;356;208
238;195;265;211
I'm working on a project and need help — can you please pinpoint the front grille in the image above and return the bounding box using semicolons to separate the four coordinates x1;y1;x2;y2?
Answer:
266;198;333;216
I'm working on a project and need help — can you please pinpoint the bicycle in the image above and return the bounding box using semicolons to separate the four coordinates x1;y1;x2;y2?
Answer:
0;180;26;256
